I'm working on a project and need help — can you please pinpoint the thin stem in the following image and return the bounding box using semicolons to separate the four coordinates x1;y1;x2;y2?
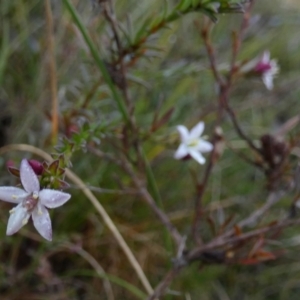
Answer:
192;140;216;244
223;1;263;155
228;0;255;84
224;102;263;156
147;266;183;300
188;218;300;262
199;21;224;87
45;0;58;144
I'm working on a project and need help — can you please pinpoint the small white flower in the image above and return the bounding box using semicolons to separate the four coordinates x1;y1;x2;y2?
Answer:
254;51;279;90
0;159;71;241
174;121;213;164
241;51;279;90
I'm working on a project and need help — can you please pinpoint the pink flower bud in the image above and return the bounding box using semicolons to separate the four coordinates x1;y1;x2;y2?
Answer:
66;124;79;138
28;159;44;175
254;61;273;73
6;160;15;169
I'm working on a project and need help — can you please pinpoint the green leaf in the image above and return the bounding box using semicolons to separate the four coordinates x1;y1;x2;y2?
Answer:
192;0;201;8
176;0;192;11
134;17;153;44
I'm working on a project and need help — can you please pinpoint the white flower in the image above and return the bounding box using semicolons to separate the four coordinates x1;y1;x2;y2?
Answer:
0;159;71;241
254;51;279;90
174;121;213;164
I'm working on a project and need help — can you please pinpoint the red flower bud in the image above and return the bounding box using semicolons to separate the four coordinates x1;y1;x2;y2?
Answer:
28;159;44;175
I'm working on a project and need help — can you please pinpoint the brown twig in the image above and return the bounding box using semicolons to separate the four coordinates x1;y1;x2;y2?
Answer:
224;102;263;156
146;266;183;300
238;190;286;228
123;159;183;247
228;0;256;84
147;217;300;299
215;190;287;242
188;218;300;262
199;20;225;87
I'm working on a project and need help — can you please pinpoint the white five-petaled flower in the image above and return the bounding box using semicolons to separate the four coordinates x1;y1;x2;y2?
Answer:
254;51;279;90
0;159;71;241
174;121;213;164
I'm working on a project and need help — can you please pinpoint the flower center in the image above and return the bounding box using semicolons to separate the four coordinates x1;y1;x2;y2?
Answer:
23;191;39;212
254;62;272;73
187;139;199;148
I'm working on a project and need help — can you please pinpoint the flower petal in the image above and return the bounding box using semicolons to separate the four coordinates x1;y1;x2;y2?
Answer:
39;189;71;208
262;73;273;90
6;203;30;236
20;159;40;193
195;140;213;153
189;149;206;164
261;51;270;64
176;125;189;143
270;60;279;75
190;122;204;139
32;203;52;241
0;187;28;203
174;144;189;159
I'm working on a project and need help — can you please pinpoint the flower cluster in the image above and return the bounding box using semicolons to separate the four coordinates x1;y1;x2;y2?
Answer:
0;159;71;241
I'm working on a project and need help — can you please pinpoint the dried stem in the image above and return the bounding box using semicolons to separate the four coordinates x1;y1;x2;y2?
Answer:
228;0;256;83
209;190;287;244
147;217;300;299
188;218;300;262
146;266;183;300
223;0;263;156
200;21;225;87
